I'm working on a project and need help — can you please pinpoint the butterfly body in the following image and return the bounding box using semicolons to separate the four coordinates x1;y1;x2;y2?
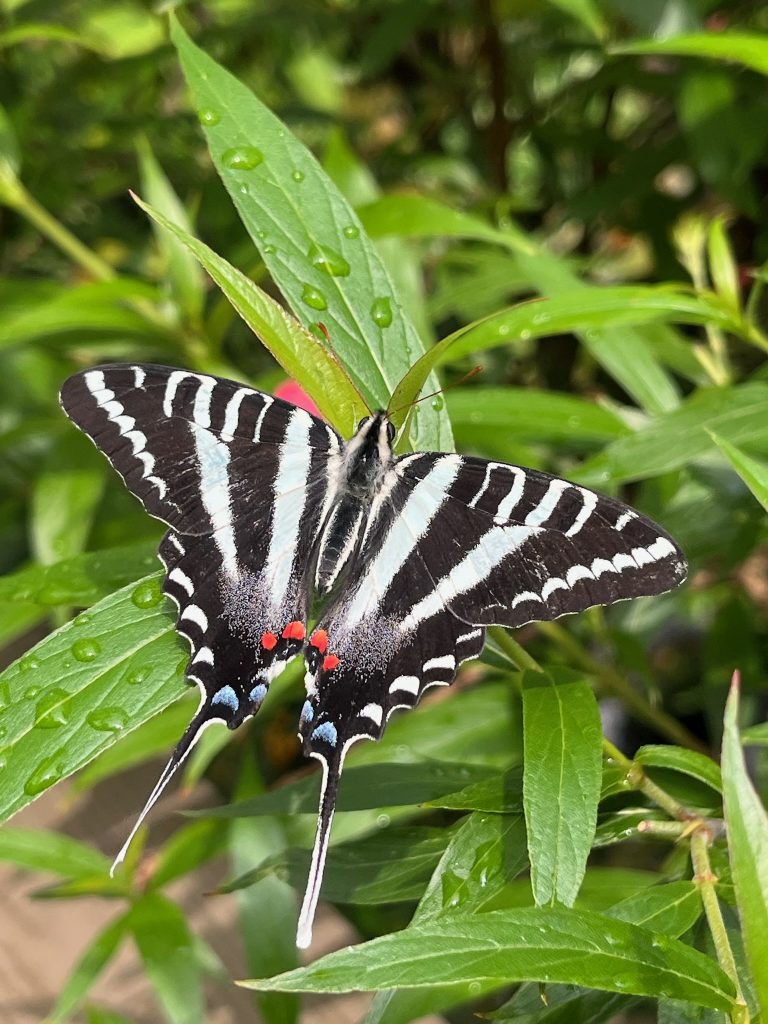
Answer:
60;363;687;947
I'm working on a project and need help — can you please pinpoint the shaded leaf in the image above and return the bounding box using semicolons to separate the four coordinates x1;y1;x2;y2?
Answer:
0;827;109;879
710;432;768;512
613;33;768;77
45;913;130;1024
722;675;768;1017
635;745;722;793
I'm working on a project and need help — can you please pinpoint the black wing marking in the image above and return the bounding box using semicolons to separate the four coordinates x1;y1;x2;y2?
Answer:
60;364;343;870
397;454;687;629
292;451;686;945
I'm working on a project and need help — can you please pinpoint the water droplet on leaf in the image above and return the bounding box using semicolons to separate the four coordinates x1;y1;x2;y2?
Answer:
74;613;92;629
308;243;350;277
24;685;41;699
263;244;276;255
222;146;264;171
87;707;128;733
376;814;390;828
72;638;101;663
301;284;328;311
20;655;40;673
131;580;162;609
0;748;8;771
292;169;305;182
25;753;64;795
370;296;393;328
126;666;149;686
198;108;220;126
431;395;444;411
0;681;10;712
342;225;359;239
35;688;70;729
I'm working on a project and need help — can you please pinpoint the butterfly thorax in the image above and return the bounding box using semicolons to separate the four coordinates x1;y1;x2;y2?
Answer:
312;412;395;596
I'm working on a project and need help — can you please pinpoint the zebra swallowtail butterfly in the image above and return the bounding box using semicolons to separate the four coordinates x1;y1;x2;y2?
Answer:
60;363;686;947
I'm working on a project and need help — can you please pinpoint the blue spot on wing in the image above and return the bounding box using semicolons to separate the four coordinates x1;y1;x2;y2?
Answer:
211;685;239;712
301;699;314;723
249;683;268;704
311;721;337;747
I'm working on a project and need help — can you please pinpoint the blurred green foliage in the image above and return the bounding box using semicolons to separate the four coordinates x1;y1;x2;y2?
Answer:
1;1;768;1022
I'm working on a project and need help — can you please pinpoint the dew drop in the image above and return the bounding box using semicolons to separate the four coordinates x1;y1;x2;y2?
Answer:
257;229;267;239
37;584;69;605
0;748;8;771
497;324;510;337
301;284;328;311
126;666;150;686
131;580;162;609
20;655;40;673
72;638;102;663
431;395;444;411
239;184;249;195
222;146;264;171
73;613;92;629
376;813;390;828
24;685;41;699
519;328;532;341
35;688;70;729
198;108;220;127
87;707;128;733
0;727;6;741
263;244;276;255
0;681;10;712
370;296;393;328
469;982;482;996
308;243;350;277
342;225;359;239
24;753;64;795
291;169;305;182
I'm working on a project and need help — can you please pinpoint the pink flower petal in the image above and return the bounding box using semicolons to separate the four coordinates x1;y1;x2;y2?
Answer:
274;379;321;417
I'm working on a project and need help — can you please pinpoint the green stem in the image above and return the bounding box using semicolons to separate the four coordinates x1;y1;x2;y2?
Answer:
8;180;115;281
690;828;748;1022
537;621;709;754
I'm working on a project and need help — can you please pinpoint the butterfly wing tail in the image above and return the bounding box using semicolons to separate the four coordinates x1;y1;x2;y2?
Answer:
110;703;214;875
296;747;347;949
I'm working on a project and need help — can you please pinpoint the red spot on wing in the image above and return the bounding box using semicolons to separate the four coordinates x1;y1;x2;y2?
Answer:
310;629;328;654
282;620;306;641
261;631;278;651
322;654;340;672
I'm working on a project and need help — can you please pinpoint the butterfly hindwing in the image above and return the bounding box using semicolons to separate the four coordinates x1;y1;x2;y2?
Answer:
60;364;344;869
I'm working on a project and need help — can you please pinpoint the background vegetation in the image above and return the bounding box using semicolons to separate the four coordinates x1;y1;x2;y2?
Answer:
1;1;768;1022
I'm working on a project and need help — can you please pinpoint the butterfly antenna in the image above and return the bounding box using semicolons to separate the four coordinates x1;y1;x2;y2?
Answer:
110;705;211;876
388;365;482;417
296;747;347;949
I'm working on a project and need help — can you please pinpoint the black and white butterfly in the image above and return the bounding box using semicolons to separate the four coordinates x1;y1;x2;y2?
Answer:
60;364;686;947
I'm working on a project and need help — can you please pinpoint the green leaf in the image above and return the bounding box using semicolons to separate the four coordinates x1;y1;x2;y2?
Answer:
741;722;768;746
612;33;768;77
222;825;452;904
387;285;738;425
0;574;185;823
709;432;768;513
138;139;205;324
607;881;702;937
45;913;130;1024
635;745;722;793
426;766;523;814
170;18;451;452
447;388;630;448
148;819;226;890
74;697;194;792
0;542;159;607
0;827;109;878
129;893;205;1024
31;432;106;566
722;674;768;1017
132;193;366;438
578;383;768;485
357;194;533;254
242;907;736;1010
707;218;740;311
0;279;165;349
544;0;606;38
199;761;494;819
523;670;602;907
